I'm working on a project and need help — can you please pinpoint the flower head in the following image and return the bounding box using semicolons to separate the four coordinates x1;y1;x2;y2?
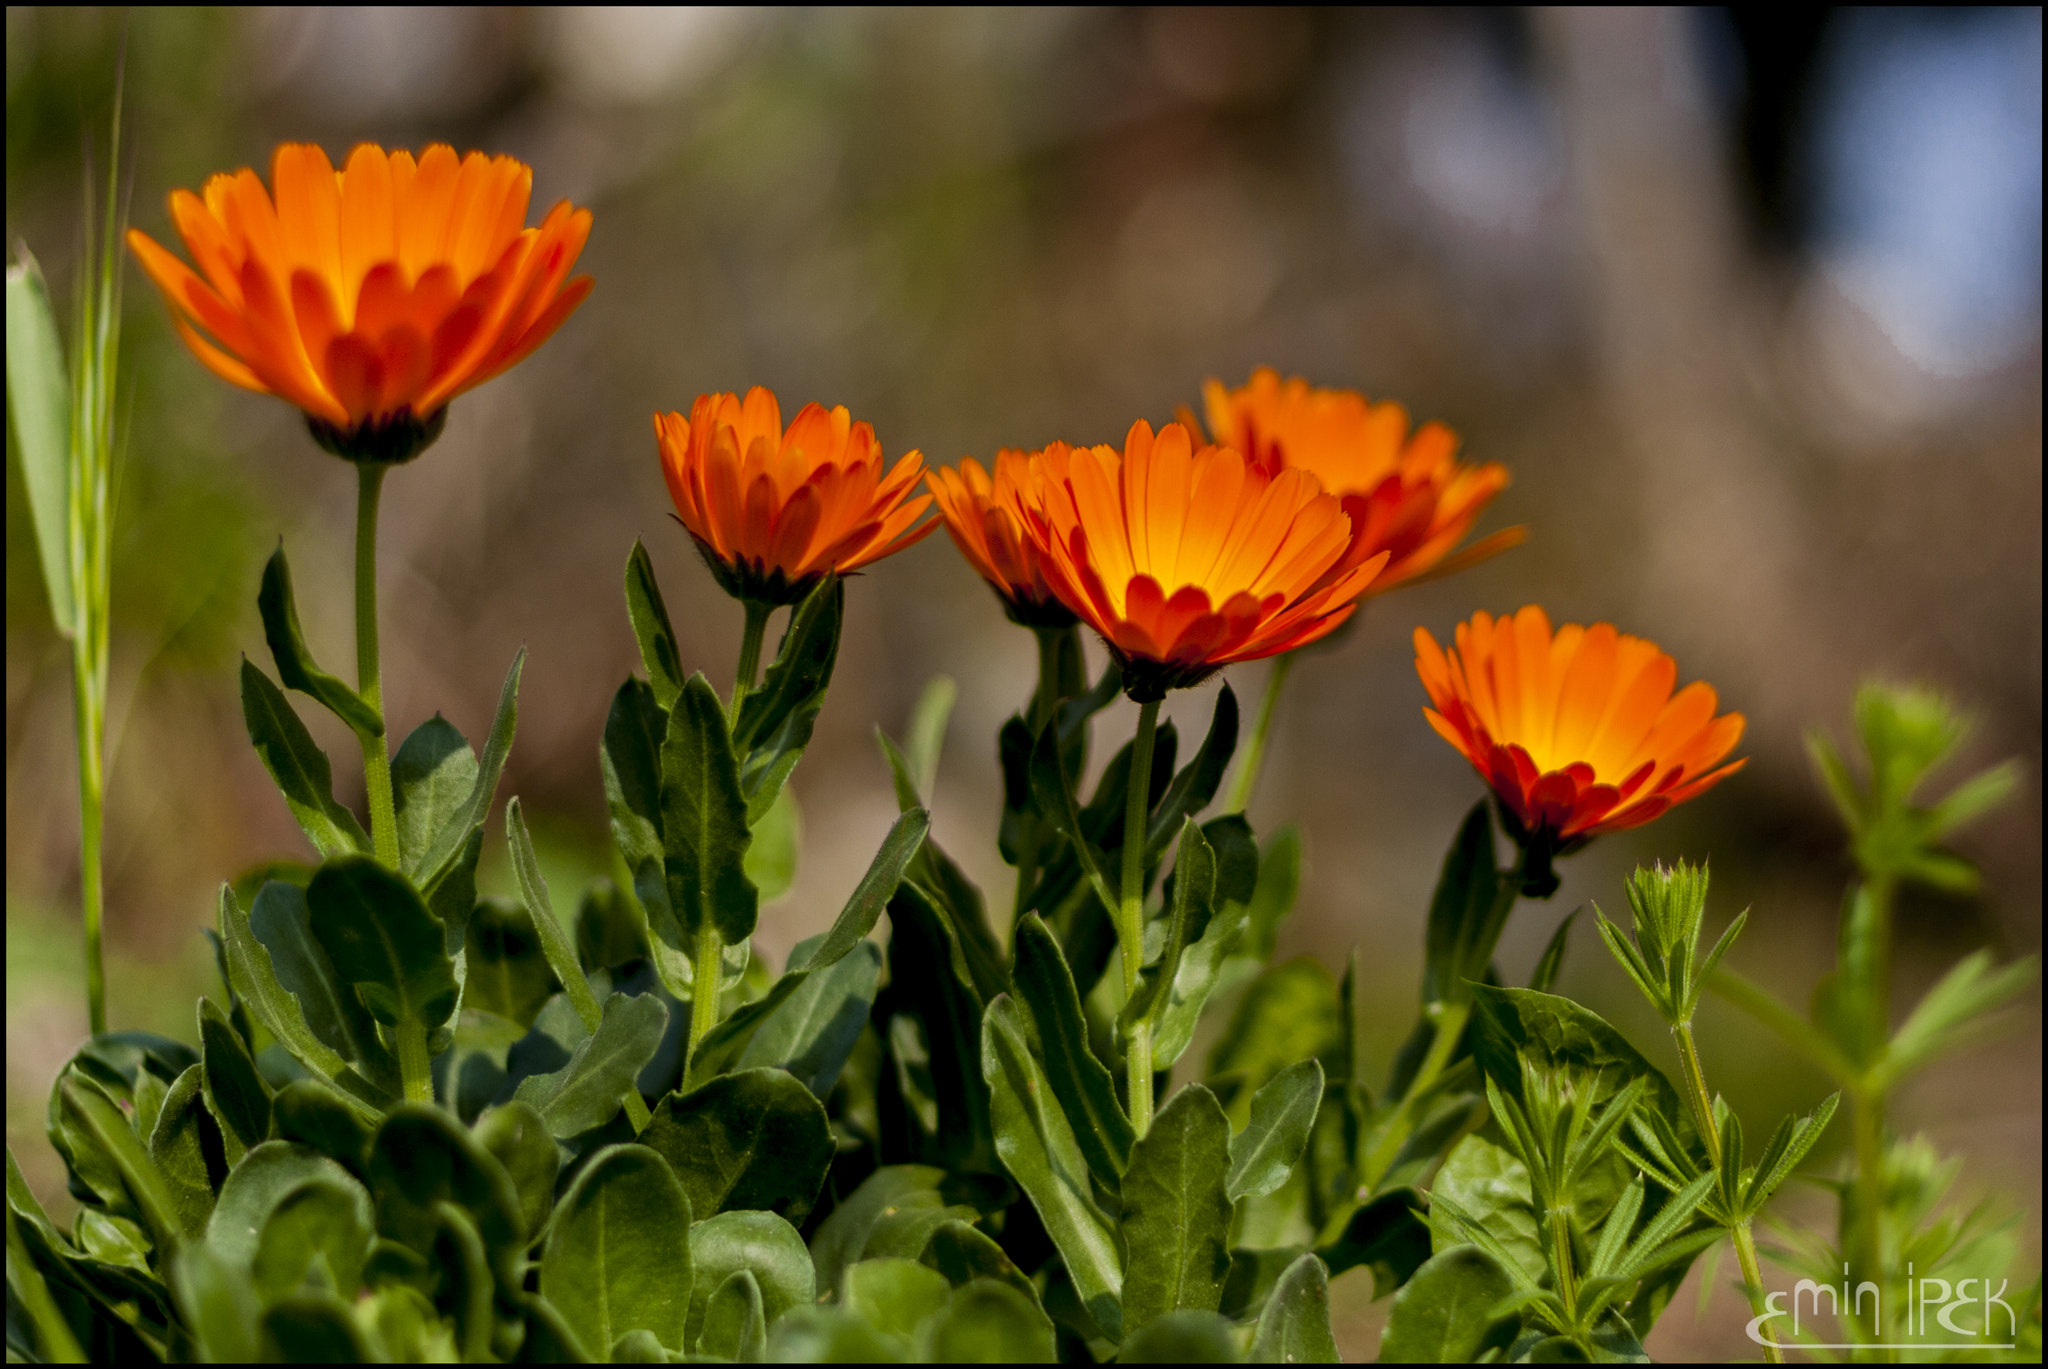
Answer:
127;143;591;463
657;387;937;606
928;450;1077;629
1018;420;1387;701
1203;368;1520;591
1415;607;1746;850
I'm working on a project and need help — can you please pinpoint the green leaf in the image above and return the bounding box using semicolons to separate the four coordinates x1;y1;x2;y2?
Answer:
1227;1059;1323;1202
365;1105;525;1284
1125;819;1219;1045
390;716;477;877
1010;913;1132;1190
1208;958;1342;1129
1028;719;1120;919
146;1066;219;1237
734;937;881;1096
52;1071;181;1249
505;797;605;1037
767;1307;910;1363
816;806;930;969
732;577;843;818
919;1218;1039;1301
807;1165;989;1297
269;1078;374;1172
5;1203;86;1364
514;991;667;1138
982;992;1123;1339
1529;910;1578;994
240;660;371;859
745;780;801;903
473;1101;559;1241
905;675;957;801
305;856;459;1039
6;253;75;633
258;1291;375;1360
169;1240;262;1365
466;895;560;1028
430;1203;495;1362
1467;985;1688;1133
639;1067;833;1223
541;1143;694;1357
1315;1186;1432;1292
685;1209;814;1351
602;675;673;935
1425;1135;1542;1285
845;1256;953;1340
1121;1083;1233;1332
1248;1252;1338;1363
1422;803;1501;1008
698;1269;768;1361
625;539;686;709
1378;1245;1519;1363
199;997;272;1164
1146;683;1240;855
250;1174;374;1303
878;881;994;1170
245;880;392;1088
661;673;759;948
515;1290;596;1362
921;1278;1058;1363
257;545;381;737
206;1142;359;1268
1707;965;1860;1086
1878;950;2038;1088
414;647;524;893
1119;1309;1240;1362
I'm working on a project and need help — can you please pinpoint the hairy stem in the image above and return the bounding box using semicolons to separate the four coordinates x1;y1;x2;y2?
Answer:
1224;652;1293;814
1121;698;1161;1136
394;1017;433;1105
731;600;771;714
686;927;724;1079
1674;1019;1783;1363
354;464;400;868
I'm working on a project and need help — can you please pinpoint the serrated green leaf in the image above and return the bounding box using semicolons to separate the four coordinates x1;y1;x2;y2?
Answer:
240;660;371;859
625;539;685;709
639;1067;833;1223
257;545;381;737
541;1143;693;1355
1227;1058;1323;1202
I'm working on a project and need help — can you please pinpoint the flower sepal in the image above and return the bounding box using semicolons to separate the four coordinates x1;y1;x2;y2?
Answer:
307;407;448;467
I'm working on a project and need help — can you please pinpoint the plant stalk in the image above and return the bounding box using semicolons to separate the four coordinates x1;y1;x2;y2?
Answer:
1224;652;1293;814
686;927;724;1078
732;600;771;713
354;464;400;868
1674;1019;1783;1363
1121;698;1161;1136
1846;873;1894;1318
394;1018;433;1105
71;635;107;1036
1012;628;1066;920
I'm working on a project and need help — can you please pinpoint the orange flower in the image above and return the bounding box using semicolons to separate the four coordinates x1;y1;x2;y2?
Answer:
1017;420;1388;700
927;450;1077;628
656;387;938;605
128;143;591;462
1202;368;1521;591
1415;607;1746;844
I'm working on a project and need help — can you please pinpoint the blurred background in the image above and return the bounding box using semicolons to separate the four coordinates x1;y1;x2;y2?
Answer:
7;7;2039;1357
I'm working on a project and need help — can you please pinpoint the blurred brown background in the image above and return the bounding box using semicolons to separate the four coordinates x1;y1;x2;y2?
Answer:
7;8;2039;1358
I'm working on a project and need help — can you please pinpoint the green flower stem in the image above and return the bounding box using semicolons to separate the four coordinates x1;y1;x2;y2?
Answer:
71;640;107;1036
1362;997;1470;1187
731;600;771;713
1673;1020;1783;1364
1122;697;1162;1137
354;464;400;869
1847;872;1894;1315
1012;627;1066;919
1549;1206;1579;1310
1224;652;1293;814
394;1017;433;1106
686;927;723;1079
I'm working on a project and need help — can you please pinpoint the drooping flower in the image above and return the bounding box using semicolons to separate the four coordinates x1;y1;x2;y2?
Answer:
927;450;1077;629
1202;368;1520;591
1016;420;1387;701
656;387;937;606
128;143;592;463
1415;607;1746;848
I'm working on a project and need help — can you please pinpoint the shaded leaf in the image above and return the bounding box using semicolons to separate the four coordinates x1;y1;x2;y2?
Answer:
147;1066;219;1237
1010;913;1132;1191
514;991;667;1138
541;1144;694;1357
624;539;685;709
240;661;370;860
414;648;524;893
250;1175;373;1303
685;1209;814;1351
257;545;381;737
1248;1252;1339;1364
305;856;458;1042
1121;1084;1233;1332
1119;1309;1240;1363
474;1101;559;1242
390;716;476;877
199;997;271;1164
661;673;759;947
1378;1245;1519;1363
734;937;881;1097
807;1165;994;1298
639;1067;833;1222
922;1278;1058;1363
1227;1059;1323;1202
845;1256;952;1340
6;253;75;632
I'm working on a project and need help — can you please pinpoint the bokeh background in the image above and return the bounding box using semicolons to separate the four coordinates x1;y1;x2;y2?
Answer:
7;7;2040;1358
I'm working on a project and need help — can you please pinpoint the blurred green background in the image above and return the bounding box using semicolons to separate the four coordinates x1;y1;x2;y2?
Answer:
7;8;2039;1358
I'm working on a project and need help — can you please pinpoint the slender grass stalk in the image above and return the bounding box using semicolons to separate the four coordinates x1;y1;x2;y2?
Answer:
1224;652;1292;814
1673;1020;1783;1364
352;464;401;868
1121;698;1161;1136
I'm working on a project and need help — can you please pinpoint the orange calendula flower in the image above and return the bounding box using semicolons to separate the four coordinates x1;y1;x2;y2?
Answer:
1415;607;1746;850
1017;420;1388;701
1202;368;1522;591
657;387;938;606
127;142;592;462
927;450;1077;629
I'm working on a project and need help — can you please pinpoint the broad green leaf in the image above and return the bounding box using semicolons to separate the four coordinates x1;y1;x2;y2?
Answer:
1121;1083;1233;1332
699;1269;767;1361
745;780;801;903
602;675;672;927
1208;957;1342;1129
577;877;651;973
6;254;75;633
686;1209;815;1350
886;881;993;1171
1424;1135;1542;1283
1119;1309;1240;1362
390;715;477;876
1152;892;1251;1069
625;539;685;709
1467;985;1688;1135
148;1066;219;1237
921;1278;1058;1363
206;1142;358;1268
807;1165;994;1296
268;1078;374;1172
1422;803;1500;1008
257;545;381;737
246;880;393;1089
1010;913;1132;1190
466;895;559;1027
845;1256;953;1340
169;1241;262;1365
52;1071;180;1249
304;856;459;1043
5;1203;86;1364
240;660;371;859
1248;1252;1338;1363
1377;1245;1519;1363
661;673;759;947
74;1209;149;1275
541;1143;694;1356
514;991;667;1138
1315;1186;1431;1292
766;1306;909;1363
1227;1059;1323;1202
365;1105;525;1284
430;1202;494;1361
639;1067;833;1222
732;577;843;818
681;970;810;1087
199;997;272;1164
474;1101;559;1241
919;1218;1039;1301
413;647;524;893
1124;818;1218;1038
982;993;1122;1338
258;1291;374;1361
250;1175;373;1302
734;937;881;1096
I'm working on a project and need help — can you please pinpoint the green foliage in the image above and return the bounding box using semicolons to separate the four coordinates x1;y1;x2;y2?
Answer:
1595;860;1743;1027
